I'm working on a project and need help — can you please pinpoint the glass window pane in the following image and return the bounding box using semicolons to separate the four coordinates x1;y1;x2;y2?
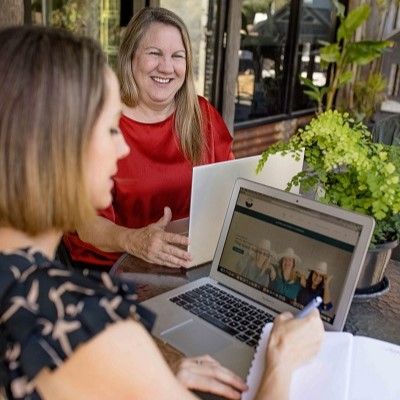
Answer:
235;0;290;123
31;1;120;69
160;0;210;96
292;0;335;111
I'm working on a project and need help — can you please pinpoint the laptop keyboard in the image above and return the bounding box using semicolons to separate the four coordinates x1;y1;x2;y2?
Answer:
170;283;274;348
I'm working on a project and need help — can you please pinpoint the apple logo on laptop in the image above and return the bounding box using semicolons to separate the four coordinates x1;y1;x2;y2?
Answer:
245;198;253;208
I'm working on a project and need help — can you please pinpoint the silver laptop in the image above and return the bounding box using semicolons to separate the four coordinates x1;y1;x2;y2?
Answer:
168;152;304;266
143;179;375;378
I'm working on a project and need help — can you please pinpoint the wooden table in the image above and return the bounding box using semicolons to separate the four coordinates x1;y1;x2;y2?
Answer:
111;253;400;345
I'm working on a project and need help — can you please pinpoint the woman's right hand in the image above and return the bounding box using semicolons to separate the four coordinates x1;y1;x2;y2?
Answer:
255;310;324;400
123;207;192;268
267;310;323;371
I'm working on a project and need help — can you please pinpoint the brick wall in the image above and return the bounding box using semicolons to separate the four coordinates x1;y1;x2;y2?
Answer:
233;114;313;158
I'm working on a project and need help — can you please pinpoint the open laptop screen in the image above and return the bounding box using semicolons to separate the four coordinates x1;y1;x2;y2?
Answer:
217;187;363;325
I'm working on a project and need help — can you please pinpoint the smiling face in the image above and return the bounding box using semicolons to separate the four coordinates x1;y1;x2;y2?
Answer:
311;271;324;288
85;67;130;209
282;257;295;280
131;22;186;110
255;249;272;268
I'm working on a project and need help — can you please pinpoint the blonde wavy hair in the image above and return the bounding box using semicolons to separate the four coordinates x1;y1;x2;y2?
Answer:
0;26;106;235
118;7;204;164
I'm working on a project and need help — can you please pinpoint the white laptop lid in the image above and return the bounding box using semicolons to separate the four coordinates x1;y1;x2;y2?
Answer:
210;179;374;331
188;152;303;266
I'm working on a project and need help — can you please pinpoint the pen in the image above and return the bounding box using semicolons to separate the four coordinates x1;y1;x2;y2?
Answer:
296;296;322;318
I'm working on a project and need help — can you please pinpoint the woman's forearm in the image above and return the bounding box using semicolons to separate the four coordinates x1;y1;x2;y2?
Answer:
35;320;199;400
76;213;191;268
254;365;291;400
323;285;331;305
76;215;132;253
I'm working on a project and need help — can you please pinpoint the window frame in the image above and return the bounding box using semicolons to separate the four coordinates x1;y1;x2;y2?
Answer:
216;0;343;131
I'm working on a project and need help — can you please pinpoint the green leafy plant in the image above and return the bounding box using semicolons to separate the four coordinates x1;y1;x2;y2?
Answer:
51;0;86;34
257;110;400;245
353;73;387;122
302;1;392;112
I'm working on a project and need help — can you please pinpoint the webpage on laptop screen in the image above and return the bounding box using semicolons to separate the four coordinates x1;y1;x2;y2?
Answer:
218;188;362;324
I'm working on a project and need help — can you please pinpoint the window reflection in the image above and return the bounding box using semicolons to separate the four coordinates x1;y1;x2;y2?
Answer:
236;0;290;122
235;0;336;123
292;0;335;111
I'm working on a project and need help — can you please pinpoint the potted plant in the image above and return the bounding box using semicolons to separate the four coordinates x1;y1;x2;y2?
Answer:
257;110;400;292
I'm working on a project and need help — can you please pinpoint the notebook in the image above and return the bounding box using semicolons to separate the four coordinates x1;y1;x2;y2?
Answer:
143;179;375;378
168;152;304;267
244;324;400;400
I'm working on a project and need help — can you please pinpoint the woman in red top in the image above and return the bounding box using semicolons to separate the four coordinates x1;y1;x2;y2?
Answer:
64;7;234;269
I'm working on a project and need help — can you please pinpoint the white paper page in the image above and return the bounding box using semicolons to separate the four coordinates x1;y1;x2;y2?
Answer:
290;332;352;400
242;325;353;400
349;336;400;400
242;323;273;400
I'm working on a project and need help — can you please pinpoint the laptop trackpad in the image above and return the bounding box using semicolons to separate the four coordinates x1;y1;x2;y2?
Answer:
161;320;232;356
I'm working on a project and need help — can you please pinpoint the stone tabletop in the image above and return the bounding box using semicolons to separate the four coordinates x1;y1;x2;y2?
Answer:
112;254;400;345
345;259;400;344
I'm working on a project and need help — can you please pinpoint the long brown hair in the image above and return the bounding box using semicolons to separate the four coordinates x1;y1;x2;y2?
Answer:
118;7;204;164
0;26;106;235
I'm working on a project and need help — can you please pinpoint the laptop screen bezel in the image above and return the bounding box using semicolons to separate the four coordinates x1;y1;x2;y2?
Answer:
209;178;375;331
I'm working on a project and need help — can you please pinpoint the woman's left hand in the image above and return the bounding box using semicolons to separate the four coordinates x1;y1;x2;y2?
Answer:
172;355;248;399
324;275;333;286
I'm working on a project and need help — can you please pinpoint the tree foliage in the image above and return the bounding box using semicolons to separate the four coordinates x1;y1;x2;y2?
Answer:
302;2;392;113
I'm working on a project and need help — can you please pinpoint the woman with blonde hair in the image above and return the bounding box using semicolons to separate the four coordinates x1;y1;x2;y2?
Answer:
64;6;234;270
0;25;323;400
269;248;302;300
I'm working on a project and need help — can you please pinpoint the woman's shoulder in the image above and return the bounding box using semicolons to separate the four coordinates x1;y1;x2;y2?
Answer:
0;248;49;299
0;247;155;336
0;248;155;398
196;96;233;160
0;248;83;294
197;95;209;106
197;95;218;116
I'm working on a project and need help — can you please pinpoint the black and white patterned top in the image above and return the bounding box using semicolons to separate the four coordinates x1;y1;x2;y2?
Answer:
0;248;155;400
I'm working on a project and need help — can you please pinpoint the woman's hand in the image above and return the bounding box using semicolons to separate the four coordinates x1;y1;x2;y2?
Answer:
124;207;192;268
298;271;307;287
324;274;333;287
172;355;248;400
254;310;324;400
266;310;323;372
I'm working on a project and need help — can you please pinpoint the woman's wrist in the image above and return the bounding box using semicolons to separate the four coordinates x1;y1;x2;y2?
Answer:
255;362;292;400
118;226;139;255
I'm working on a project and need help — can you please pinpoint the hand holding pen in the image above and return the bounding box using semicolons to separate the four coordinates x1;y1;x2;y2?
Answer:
296;296;322;318
265;297;324;383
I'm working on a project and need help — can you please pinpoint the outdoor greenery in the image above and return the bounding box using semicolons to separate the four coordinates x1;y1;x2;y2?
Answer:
301;1;392;114
257;110;400;245
353;72;387;122
268;2;400;246
50;0;86;33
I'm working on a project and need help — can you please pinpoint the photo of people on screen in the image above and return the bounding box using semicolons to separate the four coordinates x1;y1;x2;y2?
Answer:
236;239;276;286
269;247;302;300
297;261;333;311
222;233;340;319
